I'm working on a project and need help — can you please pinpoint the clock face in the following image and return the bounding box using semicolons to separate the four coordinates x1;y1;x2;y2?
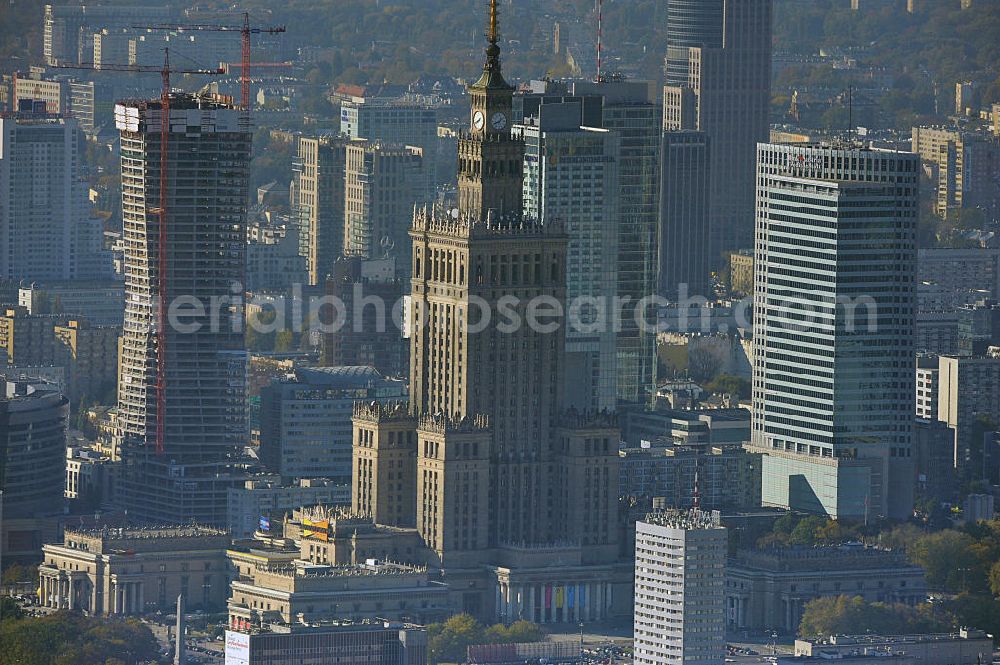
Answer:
473;110;485;131
491;111;507;130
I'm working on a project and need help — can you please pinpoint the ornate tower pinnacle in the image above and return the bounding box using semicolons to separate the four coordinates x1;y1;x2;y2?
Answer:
489;0;498;45
474;0;509;90
458;0;521;219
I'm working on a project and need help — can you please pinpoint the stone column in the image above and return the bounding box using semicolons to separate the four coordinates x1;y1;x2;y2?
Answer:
590;582;598;621
115;583;123;615
138;583;144;615
495;584;502;619
500;583;508;623
67;580;74;611
526;585;535;623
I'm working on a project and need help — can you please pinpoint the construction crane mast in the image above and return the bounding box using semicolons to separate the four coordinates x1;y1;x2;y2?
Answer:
134;12;286;114
54;51;225;457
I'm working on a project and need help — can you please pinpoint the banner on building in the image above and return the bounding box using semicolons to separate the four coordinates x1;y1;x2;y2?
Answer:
302;518;329;541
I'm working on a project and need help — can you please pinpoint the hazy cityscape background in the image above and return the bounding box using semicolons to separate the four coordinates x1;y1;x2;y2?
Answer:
0;1;999;665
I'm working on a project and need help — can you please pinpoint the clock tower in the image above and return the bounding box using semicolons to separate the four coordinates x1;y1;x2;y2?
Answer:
457;0;524;219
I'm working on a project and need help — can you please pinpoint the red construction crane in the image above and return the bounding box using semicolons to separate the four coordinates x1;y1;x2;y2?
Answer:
134;12;286;113
55;51;225;458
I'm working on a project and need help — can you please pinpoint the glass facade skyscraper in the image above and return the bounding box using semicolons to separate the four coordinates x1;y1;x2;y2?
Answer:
749;143;919;520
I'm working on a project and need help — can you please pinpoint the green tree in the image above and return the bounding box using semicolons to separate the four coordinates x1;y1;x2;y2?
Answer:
989;561;1000;597
756;514;860;548
878;523;924;553
946;593;1000;641
274;330;295;353
481;620;543;645
504;620;542;643
0;611;158;665
820;106;851;132
702;374;751;399
909;530;984;592
2;563;37;595
0;596;24;621
247;308;278;352
426;614;543;664
799;595;950;638
788;515;829;546
427;614;483;664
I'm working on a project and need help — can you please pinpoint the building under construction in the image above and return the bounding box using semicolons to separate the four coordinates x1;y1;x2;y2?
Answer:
115;92;251;526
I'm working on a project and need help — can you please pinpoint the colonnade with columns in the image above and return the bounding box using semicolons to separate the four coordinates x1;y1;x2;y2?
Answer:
38;571;144;616
39;574;79;611
108;579;145;615
495;580;612;624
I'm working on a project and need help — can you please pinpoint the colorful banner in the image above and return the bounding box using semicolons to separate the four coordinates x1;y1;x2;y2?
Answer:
259;516;270;532
580;585;586;607
555;586;564;609
544;585;552;609
302;518;329;541
567;585;575;608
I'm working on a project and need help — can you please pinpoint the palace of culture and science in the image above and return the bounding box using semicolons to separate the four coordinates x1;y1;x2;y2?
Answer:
330;2;630;622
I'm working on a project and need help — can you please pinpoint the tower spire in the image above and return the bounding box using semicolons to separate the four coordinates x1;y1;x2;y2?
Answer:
471;0;510;90
483;0;502;75
489;0;498;45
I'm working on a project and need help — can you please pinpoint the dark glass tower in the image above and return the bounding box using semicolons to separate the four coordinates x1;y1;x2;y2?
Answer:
662;0;772;263
664;0;724;86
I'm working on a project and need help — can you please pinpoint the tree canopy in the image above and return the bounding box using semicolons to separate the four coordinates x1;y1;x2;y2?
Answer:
756;514;862;549
0;611;159;665
425;614;543;665
798;595;950;638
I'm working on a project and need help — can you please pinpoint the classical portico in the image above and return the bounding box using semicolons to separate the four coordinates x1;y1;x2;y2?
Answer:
491;545;632;625
495;578;616;625
38;525;230;616
38;569;90;612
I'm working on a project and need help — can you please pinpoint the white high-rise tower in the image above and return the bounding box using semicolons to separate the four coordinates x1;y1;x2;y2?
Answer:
749;142;919;520
634;509;727;665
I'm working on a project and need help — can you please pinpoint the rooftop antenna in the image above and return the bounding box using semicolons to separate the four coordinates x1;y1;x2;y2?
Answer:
596;0;604;82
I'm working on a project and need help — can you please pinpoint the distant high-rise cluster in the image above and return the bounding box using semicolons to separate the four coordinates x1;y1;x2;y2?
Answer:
12;1;1000;657
0;114;111;281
